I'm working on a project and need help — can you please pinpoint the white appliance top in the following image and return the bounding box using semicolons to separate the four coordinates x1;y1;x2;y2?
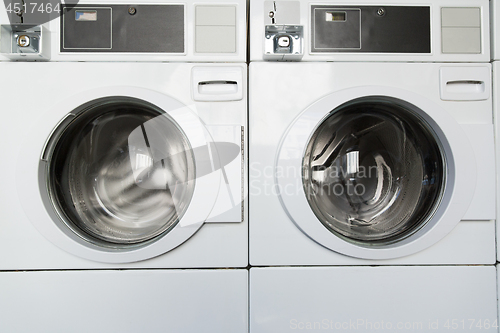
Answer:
0;0;247;62
250;0;491;62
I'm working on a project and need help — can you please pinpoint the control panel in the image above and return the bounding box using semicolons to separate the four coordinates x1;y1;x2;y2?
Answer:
253;0;488;62
310;5;431;53
0;0;246;61
61;5;185;53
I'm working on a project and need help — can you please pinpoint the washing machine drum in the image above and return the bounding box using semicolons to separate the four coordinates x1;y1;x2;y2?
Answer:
45;98;196;248
302;98;446;244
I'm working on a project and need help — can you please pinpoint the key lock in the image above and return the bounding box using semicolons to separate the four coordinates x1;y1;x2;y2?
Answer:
9;27;42;54
13;31;40;53
17;35;30;47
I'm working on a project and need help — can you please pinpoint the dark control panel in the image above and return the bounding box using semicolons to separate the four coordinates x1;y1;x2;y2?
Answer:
61;4;184;53
311;6;430;53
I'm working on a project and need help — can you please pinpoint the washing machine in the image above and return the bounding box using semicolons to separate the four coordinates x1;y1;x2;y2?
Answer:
0;0;248;268
249;0;497;331
0;1;248;331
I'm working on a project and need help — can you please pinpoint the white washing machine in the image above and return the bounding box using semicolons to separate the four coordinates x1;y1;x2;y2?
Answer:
249;0;496;331
0;0;247;268
0;1;248;331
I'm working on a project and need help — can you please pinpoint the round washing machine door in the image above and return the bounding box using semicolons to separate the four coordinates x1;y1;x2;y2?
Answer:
276;87;476;260
18;88;221;263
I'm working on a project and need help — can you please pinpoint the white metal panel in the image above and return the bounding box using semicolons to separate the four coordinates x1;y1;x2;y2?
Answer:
250;0;490;62
462;124;496;220
0;0;247;62
250;267;497;333
0;269;248;333
205;124;244;223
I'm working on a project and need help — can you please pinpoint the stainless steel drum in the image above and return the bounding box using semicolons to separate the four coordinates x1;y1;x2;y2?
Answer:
45;97;195;248
302;97;445;244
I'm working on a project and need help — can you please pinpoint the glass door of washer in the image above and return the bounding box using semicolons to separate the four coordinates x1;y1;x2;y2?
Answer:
43;97;196;250
302;97;445;245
